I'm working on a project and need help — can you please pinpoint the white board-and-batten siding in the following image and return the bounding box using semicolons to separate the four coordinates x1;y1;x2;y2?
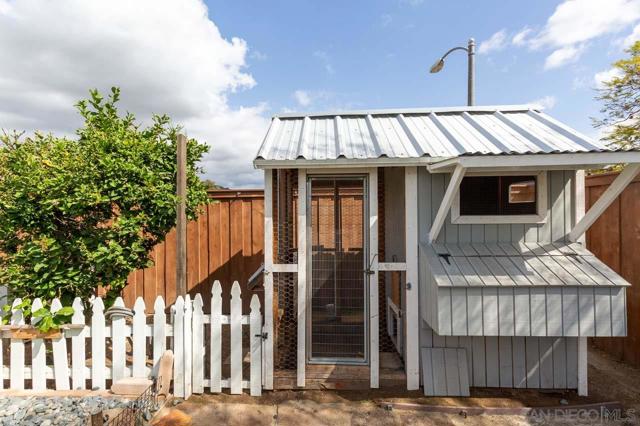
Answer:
420;263;626;337
421;325;579;390
417;169;627;338
418;169;576;245
417;168;621;392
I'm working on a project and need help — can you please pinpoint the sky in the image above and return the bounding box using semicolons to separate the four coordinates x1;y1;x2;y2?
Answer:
1;0;639;188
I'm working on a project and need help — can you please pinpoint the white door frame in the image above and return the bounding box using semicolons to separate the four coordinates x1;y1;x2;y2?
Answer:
296;168;379;388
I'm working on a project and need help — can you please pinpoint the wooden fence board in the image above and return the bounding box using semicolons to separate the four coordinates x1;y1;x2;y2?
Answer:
122;190;265;311
587;172;640;367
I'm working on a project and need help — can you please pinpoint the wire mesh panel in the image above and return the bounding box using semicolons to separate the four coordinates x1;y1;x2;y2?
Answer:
107;380;159;426
309;177;366;362
378;168;396;354
272;169;299;372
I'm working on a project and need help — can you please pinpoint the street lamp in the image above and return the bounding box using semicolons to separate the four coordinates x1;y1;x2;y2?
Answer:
429;38;475;106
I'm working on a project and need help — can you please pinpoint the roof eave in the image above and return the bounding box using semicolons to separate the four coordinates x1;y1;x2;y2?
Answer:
253;156;446;170
427;151;640;173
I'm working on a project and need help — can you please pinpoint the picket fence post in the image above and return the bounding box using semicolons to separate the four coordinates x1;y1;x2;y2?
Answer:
230;281;242;395
153;296;166;378
250;294;262;397
71;297;86;389
192;293;204;394
31;298;46;391
132;298;146;378
183;294;193;399
0;284;264;396
10;298;25;390
51;298;70;390
91;297;106;390
111;297;126;384
210;281;222;393
173;296;185;398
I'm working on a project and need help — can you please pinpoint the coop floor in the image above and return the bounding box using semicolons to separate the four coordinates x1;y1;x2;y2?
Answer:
273;351;406;390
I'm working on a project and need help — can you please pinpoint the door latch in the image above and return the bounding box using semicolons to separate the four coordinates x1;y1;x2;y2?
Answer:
255;332;268;340
365;253;378;276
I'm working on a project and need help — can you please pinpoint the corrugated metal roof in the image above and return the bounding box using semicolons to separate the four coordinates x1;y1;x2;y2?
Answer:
423;241;630;288
254;106;612;164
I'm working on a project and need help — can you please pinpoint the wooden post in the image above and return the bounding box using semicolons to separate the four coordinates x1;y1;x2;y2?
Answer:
369;168;379;388
404;167;420;390
176;133;188;297
574;170;588;396
297;169;307;388
90;410;104;426
263;169;274;389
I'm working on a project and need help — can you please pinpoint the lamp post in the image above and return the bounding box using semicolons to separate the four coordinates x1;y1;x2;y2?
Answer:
430;38;475;106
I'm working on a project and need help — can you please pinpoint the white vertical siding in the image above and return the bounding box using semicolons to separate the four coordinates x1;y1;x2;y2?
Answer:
417;168;623;392
421;322;579;389
422;275;626;338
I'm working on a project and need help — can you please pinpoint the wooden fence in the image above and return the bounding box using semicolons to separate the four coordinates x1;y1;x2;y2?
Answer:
586;171;640;368
123;190;264;312
0;281;263;397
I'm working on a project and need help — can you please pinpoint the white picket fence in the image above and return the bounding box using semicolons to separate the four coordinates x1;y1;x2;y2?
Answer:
0;281;262;397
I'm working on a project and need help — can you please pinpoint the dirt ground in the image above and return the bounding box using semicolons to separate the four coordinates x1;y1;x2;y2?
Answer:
171;345;640;425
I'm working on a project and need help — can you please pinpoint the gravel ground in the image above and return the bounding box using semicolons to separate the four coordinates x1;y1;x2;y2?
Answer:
0;396;129;426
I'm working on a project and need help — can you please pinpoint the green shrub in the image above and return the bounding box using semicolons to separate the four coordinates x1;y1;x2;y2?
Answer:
0;88;209;306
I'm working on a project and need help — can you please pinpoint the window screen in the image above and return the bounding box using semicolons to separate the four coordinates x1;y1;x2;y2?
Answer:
459;175;537;216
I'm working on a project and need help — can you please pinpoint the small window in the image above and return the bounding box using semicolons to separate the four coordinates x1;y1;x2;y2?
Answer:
459;175;538;216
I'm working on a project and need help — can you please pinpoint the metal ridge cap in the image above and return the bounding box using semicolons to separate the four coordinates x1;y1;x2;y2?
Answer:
272;104;535;119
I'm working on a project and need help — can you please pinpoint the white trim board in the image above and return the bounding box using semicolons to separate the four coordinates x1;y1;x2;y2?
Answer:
256;152;640;171
428;164;466;243
368;168;379;389
404;167;420;390
296;169;307;388
569;164;640;242
450;171;548;225
378;262;407;271
263;170;274;389
272;264;297;273
427;152;640;173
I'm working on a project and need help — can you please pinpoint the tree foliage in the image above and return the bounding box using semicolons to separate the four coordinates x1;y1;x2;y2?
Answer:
594;41;640;149
0;88;209;305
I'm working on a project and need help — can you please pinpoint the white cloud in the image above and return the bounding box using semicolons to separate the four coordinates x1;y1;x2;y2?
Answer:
529;95;557;110
293;90;312;107
544;44;586;69
478;29;508;55
0;0;268;187
531;0;640;49
526;0;640;69
594;67;624;88
621;23;640;47
512;27;532;46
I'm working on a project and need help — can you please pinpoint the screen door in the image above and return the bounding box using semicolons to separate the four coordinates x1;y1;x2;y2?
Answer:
308;176;367;364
